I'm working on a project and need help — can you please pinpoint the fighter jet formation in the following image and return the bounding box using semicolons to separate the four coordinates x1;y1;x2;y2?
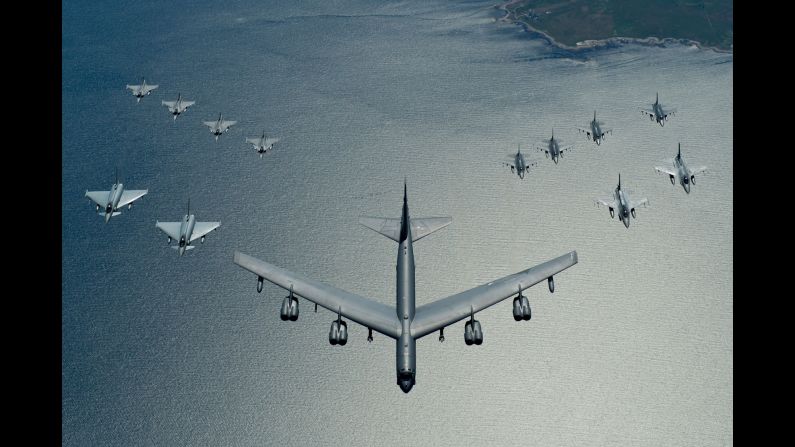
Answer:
81;71;709;392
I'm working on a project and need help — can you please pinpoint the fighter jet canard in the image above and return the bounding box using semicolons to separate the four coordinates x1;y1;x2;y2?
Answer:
161;93;195;121
85;168;148;224
654;143;707;194
155;200;221;256
234;182;578;393
203;113;237;141
640;92;677;127
503;144;539;179
576;111;612;146
246;131;280;158
125;78;158;103
596;174;649;229
536;128;573;164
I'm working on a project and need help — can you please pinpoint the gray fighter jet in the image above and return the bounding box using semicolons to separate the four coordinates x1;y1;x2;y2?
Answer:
155;200;221;256
85;169;148;223
503;144;538;179
654;143;707;194
640;93;676;127
125;78;158;103
233;183;578;393
536;129;573;164
203;113;237;141
246;131;280;157
161;93;195;121
596;174;649;228
577;111;612;146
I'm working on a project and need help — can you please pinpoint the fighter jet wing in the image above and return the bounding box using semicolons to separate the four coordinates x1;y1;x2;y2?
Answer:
180;101;195;109
639;108;655;118
410;251;578;339
245;137;262;146
629;197;649;209
117;189;148;208
576;127;591;137
162;100;177;109
689;166;707;176
220;120;237;130
155;221;182;241
654;165;678;177
189;222;221;242
234;251;401;339
141;84;158;94
85;190;109;206
203;121;218;129
662;108;676;118
596;197;617;208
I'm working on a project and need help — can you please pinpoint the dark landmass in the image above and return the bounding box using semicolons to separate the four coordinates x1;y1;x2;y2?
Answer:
501;0;732;52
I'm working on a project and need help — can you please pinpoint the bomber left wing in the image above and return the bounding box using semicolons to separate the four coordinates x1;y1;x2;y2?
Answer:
234;251;401;339
410;251;577;339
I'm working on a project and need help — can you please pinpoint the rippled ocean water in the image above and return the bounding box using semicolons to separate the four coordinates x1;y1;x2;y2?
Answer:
63;1;732;445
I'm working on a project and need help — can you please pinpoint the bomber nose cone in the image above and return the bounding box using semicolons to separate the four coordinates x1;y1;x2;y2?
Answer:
399;379;414;393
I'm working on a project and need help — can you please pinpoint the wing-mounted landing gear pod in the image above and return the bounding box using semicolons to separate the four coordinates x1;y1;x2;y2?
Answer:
464;307;483;345
328;308;347;345
280;285;299;321
512;286;531;321
256;276;264;293
548;276;555;293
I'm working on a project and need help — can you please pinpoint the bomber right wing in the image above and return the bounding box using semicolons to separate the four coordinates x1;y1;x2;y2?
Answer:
234;251;401;339
410;252;578;339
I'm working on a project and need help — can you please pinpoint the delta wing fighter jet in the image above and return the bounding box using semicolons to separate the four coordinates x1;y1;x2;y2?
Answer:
234;182;578;393
577;111;612;146
536;129;573;164
156;200;221;256
640;93;677;127
654;143;707;194
503;144;538;179
125;78;158;103
161;93;195;120
204;113;237;141
596;174;649;228
246;131;280;157
85;169;148;223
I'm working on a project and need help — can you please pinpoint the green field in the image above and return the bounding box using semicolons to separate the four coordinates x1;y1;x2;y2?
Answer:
506;0;732;50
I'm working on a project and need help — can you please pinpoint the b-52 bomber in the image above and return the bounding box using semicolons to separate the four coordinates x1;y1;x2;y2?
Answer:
125;78;158;103
246;131;280;157
596;174;648;228
85;169;148;223
233;182;578;393
156;201;221;256
654;143;707;194
577;111;612;146
536;129;573;164
204;113;237;141
503;144;538;179
640;93;676;127
161;93;195;121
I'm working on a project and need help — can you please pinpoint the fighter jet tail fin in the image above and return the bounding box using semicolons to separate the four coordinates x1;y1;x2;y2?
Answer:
359;217;452;243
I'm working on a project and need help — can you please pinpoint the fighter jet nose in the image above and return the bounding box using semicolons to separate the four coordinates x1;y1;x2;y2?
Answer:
399;379;414;393
624;219;630;228
684;184;691;194
179;247;185;256
104;213;111;223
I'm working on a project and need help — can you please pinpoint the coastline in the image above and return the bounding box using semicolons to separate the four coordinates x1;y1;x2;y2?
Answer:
495;1;733;55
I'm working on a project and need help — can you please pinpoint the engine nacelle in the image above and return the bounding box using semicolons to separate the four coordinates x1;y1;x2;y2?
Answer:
609;207;614;219
631;208;637;219
329;320;347;345
338;321;348;345
670;175;675;185
280;296;298;321
472;320;483;345
464;321;474;345
512;297;523;321
548;276;555;293
256;276;264;293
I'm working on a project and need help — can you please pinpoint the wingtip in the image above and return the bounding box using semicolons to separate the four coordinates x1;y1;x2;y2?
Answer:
233;251;241;263
571;251;578;264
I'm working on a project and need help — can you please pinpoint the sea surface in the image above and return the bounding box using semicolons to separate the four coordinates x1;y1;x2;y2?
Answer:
62;1;733;445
